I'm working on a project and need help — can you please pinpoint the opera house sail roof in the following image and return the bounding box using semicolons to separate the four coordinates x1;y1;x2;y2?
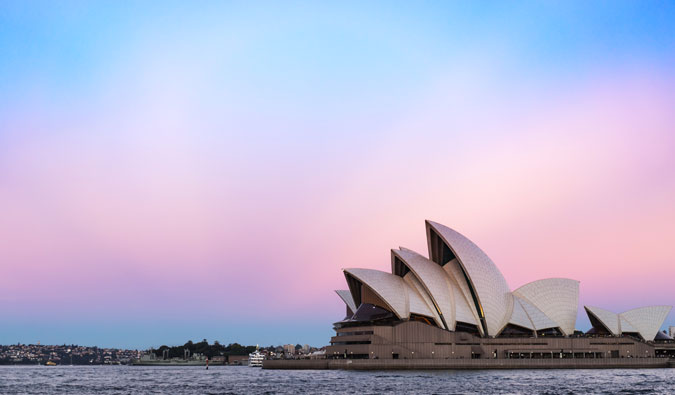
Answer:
512;278;579;336
585;305;672;341
334;220;672;341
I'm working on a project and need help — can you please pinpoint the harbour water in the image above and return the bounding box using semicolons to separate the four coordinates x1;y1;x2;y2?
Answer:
1;366;674;394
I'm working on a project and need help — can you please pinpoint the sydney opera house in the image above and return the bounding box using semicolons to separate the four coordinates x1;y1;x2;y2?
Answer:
315;221;675;368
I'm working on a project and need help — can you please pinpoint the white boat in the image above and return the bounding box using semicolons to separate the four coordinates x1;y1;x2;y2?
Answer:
248;348;264;367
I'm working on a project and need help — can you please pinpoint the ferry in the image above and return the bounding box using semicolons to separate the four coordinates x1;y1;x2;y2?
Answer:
248;347;264;367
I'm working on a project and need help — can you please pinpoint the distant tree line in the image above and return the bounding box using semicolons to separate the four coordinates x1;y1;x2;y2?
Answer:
153;340;258;358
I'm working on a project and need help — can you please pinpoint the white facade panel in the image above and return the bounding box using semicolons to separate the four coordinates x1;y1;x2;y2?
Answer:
335;290;357;314
394;248;456;330
585;306;619;335
403;272;442;326
443;258;481;331
404;275;437;319
620;306;672;341
513;278;579;336
343;268;409;319
427;221;513;336
508;295;535;330
515;295;559;331
619;316;638;334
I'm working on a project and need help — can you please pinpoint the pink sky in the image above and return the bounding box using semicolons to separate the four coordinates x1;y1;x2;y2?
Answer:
1;2;674;347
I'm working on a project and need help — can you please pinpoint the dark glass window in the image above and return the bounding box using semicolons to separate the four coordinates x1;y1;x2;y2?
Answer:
499;324;535;338
336;330;374;337
455;321;480;335
393;256;410;277
428;228;456;265
351;304;395;322
536;327;563;337
330;341;372;345
345;274;363;307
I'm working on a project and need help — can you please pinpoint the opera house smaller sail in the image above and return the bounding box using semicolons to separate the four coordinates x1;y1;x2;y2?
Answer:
326;220;674;364
512;278;580;336
335;290;357;317
585;305;672;341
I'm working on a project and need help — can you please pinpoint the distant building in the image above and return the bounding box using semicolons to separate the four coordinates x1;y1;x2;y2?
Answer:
670;326;675;338
283;344;295;355
301;344;310;354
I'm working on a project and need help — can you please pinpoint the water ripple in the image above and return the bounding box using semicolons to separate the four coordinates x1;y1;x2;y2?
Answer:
0;366;673;394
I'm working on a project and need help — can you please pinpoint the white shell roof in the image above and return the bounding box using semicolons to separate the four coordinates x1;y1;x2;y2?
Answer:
343;268;409;319
427;221;512;336
585;305;672;340
443;259;481;330
394;248;456;330
405;275;437;319
335;290;357;313
344;268;439;322
513;278;579;336
403;272;442;326
339;221;671;341
517;295;559;330
620;306;672;341
585;306;619;335
452;286;478;327
619;316;638;333
508;295;535;330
